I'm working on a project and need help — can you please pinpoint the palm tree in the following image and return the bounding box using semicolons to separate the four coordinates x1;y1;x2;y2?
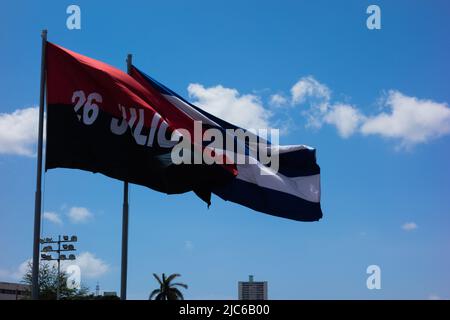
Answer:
149;273;188;300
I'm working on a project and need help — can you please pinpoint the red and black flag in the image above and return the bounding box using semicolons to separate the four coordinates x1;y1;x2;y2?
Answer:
45;42;235;203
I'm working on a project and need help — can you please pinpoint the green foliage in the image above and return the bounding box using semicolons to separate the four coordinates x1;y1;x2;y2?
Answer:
22;261;90;300
149;273;188;300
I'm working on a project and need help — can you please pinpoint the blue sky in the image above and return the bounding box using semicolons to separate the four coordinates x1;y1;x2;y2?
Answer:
1;0;450;299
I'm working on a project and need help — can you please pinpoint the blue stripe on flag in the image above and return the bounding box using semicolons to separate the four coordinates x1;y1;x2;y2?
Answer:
277;148;320;177
214;178;322;221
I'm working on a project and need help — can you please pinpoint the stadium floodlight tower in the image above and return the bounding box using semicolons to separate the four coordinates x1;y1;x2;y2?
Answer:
40;235;77;300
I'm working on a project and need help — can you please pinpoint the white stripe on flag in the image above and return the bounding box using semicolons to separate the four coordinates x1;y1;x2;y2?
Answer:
236;161;321;203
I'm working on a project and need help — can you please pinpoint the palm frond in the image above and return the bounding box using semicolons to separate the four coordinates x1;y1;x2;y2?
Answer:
166;273;181;284
152;273;162;286
171;282;188;289
155;292;165;300
149;289;160;300
170;287;184;300
150;272;187;300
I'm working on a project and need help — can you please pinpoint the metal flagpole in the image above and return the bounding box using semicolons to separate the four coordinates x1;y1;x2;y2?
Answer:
120;53;132;300
32;29;47;300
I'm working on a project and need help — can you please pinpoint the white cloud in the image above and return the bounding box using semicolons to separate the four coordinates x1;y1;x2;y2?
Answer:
0;253;109;282
291;76;330;105
0;107;39;156
361;91;450;146
184;240;194;251
0;259;30;281
287;78;450;146
287;76;334;129
43;211;63;225
428;294;442;300
283;77;364;138
188;83;271;129
69;252;109;278
324;104;364;138
68;207;93;223
401;222;418;231
301;102;329;129
269;94;288;107
285;77;362;138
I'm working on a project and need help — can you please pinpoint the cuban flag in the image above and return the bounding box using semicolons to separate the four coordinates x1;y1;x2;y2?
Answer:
131;66;323;222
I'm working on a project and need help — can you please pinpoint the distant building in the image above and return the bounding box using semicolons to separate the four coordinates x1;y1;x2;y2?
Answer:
238;275;268;300
0;282;30;300
103;291;118;297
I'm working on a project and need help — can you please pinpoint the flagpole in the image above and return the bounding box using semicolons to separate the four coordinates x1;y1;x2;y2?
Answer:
120;53;132;300
32;29;47;300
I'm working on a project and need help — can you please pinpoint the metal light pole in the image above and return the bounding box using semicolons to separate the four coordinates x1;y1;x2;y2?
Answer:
40;235;77;300
57;235;61;300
